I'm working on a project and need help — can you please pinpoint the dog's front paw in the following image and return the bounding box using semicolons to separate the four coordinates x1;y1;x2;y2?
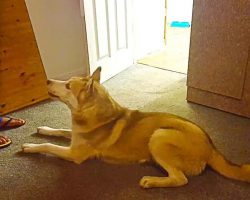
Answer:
22;143;41;153
37;126;53;135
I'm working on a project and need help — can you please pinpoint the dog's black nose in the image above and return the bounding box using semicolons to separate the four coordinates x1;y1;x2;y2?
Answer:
47;80;51;85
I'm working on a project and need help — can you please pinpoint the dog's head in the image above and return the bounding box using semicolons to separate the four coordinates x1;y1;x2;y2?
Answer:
47;67;105;110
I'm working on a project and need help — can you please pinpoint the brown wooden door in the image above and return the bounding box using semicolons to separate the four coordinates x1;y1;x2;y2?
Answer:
0;0;48;115
187;0;250;118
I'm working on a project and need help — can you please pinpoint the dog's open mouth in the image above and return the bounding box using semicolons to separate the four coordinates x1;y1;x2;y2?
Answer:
48;92;59;98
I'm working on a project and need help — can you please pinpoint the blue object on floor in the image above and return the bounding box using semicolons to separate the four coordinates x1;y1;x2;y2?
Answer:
170;21;191;28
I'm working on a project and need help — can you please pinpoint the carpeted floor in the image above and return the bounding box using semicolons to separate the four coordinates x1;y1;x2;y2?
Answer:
1;65;250;200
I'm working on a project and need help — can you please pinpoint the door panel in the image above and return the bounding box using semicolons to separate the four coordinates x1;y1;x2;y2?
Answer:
187;0;250;117
116;0;127;49
82;0;133;82
94;0;110;58
187;0;250;99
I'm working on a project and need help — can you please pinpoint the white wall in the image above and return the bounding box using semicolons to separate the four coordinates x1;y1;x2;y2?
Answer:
167;0;193;23
133;0;165;60
25;0;89;79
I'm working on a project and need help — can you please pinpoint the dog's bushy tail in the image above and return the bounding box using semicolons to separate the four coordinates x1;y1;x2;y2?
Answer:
208;149;250;182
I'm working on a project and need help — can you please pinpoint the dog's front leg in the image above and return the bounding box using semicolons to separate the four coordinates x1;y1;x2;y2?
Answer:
22;143;75;161
22;143;96;164
37;126;72;139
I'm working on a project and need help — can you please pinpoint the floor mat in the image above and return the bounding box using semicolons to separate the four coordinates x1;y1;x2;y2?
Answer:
138;27;191;74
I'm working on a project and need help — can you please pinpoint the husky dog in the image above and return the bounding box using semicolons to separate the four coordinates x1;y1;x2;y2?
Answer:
22;67;250;188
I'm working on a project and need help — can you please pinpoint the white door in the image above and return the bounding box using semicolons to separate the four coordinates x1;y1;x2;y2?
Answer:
81;0;133;82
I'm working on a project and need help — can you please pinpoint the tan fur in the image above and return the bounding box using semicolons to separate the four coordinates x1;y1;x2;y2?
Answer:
22;67;250;188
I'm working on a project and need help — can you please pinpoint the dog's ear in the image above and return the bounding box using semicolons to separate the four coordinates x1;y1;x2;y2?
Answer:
86;78;94;93
91;67;101;83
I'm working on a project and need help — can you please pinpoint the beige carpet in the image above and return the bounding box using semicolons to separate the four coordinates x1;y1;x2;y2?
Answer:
138;27;191;74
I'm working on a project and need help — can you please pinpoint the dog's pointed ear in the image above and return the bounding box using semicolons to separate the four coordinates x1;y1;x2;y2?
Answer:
86;78;94;93
91;67;101;83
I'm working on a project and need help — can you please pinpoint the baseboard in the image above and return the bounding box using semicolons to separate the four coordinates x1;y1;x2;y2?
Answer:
49;68;87;80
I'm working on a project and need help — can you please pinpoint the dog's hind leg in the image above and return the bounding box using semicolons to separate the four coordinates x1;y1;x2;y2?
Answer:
22;143;96;164
37;126;72;139
140;129;188;188
140;166;187;188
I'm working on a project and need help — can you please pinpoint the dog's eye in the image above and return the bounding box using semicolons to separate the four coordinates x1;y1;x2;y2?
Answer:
65;83;70;89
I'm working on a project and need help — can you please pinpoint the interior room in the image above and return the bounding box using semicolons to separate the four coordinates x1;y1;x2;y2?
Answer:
1;0;250;199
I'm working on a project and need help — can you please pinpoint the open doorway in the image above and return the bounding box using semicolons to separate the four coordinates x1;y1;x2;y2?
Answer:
83;0;193;81
137;0;193;74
